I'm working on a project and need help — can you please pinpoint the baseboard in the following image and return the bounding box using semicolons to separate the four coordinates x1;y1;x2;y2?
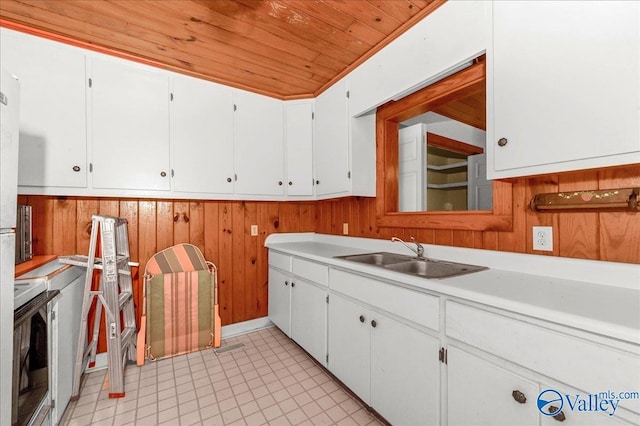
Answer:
221;316;274;338
84;317;274;372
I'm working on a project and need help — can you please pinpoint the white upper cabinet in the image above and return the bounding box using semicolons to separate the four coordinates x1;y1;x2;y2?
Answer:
170;74;234;194
1;29;87;189
234;90;284;196
488;1;640;178
90;56;170;191
314;79;350;197
348;1;490;117
284;101;314;196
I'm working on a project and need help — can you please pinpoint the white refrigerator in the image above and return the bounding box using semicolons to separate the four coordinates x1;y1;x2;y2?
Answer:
1;66;20;426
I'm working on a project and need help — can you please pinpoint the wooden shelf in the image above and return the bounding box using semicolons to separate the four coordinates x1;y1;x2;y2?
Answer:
427;181;468;189
426;161;468;173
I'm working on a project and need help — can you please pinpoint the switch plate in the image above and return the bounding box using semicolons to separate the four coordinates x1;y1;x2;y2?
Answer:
250;225;258;236
343;223;349;235
532;226;553;251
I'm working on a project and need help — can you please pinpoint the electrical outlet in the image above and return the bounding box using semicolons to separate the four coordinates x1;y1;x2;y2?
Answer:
343;223;349;235
250;225;258;236
532;226;553;251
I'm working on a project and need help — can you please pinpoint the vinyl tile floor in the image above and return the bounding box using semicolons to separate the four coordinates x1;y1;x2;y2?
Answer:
60;326;385;426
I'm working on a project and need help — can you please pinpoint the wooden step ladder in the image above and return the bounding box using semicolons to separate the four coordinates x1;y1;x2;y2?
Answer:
59;214;138;400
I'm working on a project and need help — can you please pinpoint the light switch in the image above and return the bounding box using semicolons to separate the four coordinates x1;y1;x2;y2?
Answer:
251;225;258;236
343;223;349;235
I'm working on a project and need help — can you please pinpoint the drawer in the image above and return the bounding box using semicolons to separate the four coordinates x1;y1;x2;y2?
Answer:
292;257;328;287
268;251;291;272
330;268;439;331
446;301;640;415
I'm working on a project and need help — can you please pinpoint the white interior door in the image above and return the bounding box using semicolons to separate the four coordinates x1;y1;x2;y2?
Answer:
398;124;426;211
468;153;492;210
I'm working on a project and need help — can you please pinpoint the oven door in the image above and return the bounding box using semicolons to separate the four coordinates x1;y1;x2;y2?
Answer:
13;290;58;426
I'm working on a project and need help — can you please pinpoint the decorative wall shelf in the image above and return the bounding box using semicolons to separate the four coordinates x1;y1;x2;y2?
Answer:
530;188;640;212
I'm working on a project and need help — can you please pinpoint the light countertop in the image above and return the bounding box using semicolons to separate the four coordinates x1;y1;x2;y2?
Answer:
265;233;640;346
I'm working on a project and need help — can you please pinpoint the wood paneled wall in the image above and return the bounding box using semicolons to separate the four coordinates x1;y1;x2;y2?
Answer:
19;164;640;329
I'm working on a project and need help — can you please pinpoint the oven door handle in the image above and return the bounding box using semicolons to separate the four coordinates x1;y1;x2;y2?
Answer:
14;290;60;328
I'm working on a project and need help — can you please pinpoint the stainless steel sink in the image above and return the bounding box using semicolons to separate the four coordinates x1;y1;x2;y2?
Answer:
335;252;414;266
384;259;487;279
335;252;487;279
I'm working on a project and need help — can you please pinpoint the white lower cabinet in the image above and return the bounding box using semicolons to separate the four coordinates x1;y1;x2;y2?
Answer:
447;345;539;426
290;279;327;367
267;249;639;426
51;275;84;425
268;252;328;366
327;294;371;402
328;291;440;426
268;267;291;337
370;310;440;426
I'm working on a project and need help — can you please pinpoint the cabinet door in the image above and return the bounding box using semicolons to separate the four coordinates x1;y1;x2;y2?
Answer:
539;382;637;426
284;102;313;196
490;1;640;178
327;293;370;403
52;276;84;425
370;313;440;426
447;346;539;426
234;91;284;196
290;279;326;366
90;56;170;190
0;29;87;188
170;75;234;194
268;267;291;337
314;80;350;196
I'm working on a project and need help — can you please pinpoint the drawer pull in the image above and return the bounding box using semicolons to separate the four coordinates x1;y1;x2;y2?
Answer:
549;405;566;422
359;315;365;323
512;390;527;404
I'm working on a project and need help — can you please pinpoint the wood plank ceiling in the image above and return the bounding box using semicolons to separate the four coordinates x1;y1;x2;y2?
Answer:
0;0;443;99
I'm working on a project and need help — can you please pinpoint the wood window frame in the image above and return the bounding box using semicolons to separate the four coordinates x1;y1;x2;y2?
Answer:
375;60;513;231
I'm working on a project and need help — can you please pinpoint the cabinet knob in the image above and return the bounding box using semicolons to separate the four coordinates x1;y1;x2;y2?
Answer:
160;171;167;177
227;177;232;183
548;406;566;422
497;137;508;147
284;280;289;286
288;181;293;186
370;320;377;328
278;181;283;186
511;390;527;404
72;165;81;172
291;282;295;288
359;315;365;323
315;180;320;185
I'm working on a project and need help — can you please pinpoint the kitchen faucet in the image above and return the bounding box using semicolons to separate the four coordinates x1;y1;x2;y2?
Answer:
391;236;425;258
